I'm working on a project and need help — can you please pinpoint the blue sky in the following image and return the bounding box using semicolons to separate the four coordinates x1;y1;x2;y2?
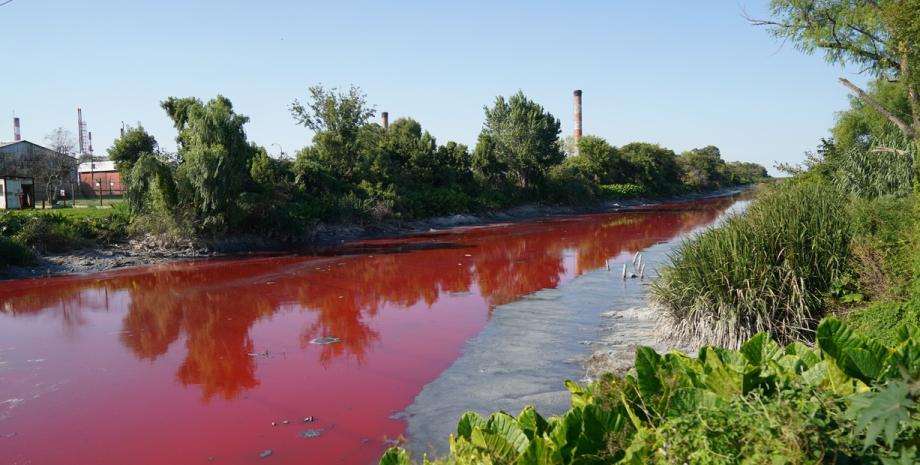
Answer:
2;0;869;173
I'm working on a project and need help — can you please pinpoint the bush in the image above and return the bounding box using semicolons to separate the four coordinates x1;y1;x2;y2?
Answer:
598;183;646;199
834;138;915;199
380;318;920;465
0;236;34;267
398;188;472;218
651;180;851;348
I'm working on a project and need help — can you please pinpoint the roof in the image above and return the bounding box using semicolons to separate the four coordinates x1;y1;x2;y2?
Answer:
78;160;117;173
0;140;74;158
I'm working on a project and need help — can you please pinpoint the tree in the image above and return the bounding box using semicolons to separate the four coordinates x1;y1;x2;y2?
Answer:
619;142;682;192
108;125;158;173
833;78;912;153
753;0;920;142
289;85;376;181
566;135;626;185
44;127;76;157
162;95;255;233
677;145;726;190
472;91;563;190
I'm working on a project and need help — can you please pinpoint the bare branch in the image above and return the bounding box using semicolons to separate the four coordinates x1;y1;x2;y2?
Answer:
0;0;13;6
839;77;917;139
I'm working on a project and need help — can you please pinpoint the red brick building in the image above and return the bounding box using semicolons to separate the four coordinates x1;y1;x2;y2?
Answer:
78;160;124;197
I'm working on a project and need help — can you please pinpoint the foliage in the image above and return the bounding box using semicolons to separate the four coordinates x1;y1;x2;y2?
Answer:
652;180;852;348
289;84;376;182
566;136;627;185
835;137;916;198
759;0;920;142
0;207;129;255
677;145;726;190
619;143;682;194
108;125;158;173
0;235;34;266
125;153;177;215
833;79;912;155
472;91;563;190
163;95;256;234
598;183;647;199
380;318;920;465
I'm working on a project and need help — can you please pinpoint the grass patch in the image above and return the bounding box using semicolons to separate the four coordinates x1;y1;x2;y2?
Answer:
651;180;851;348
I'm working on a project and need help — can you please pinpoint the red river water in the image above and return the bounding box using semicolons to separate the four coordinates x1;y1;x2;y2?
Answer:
0;197;734;465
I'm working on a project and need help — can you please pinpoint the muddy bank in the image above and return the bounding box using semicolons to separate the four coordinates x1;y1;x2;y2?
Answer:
0;186;750;280
401;196;751;458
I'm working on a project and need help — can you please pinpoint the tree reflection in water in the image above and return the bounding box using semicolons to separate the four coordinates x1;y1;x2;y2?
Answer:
0;196;733;400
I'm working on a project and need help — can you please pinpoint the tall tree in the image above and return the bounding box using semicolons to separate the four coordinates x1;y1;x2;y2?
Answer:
677;145;727;190
162;95;255;232
753;0;920;142
472;91;563;190
108;125;158;173
289;85;376;181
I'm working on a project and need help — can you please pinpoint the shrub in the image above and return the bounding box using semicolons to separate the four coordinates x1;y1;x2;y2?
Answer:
380;318;920;465
0;236;34;267
598;183;646;199
11;214;84;253
398;188;472;218
835;138;915;199
651;180;851;348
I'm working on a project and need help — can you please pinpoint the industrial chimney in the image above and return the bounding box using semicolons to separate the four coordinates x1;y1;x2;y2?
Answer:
13;117;21;141
77;108;85;154
88;131;94;155
381;112;389;130
573;90;583;142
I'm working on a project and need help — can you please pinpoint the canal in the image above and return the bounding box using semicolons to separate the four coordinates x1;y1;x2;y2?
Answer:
0;195;742;465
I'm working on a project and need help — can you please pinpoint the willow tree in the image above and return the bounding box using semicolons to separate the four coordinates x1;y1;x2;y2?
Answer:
162;95;255;233
754;0;920;145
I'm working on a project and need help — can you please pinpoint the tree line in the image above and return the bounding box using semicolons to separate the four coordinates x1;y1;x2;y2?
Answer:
109;87;767;238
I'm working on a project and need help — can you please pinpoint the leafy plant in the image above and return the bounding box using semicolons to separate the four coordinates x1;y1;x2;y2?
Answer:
380;318;920;464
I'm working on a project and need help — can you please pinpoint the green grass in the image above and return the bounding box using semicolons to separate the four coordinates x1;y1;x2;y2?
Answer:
651;180;851;348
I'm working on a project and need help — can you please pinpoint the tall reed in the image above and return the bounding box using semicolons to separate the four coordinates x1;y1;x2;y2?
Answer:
652;181;851;348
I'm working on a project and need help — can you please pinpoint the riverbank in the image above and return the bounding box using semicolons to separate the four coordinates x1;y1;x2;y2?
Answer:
0;186;751;280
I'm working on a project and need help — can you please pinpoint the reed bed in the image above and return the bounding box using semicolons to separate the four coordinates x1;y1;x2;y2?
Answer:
652;181;851;348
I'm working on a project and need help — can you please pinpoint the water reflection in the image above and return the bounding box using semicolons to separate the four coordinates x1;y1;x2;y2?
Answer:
0;196;734;401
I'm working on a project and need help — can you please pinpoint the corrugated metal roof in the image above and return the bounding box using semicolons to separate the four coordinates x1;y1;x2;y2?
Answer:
78;160;117;173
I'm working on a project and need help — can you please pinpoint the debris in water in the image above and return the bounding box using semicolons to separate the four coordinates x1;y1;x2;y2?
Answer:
248;350;270;358
621;264;627;280
207;456;215;462
259;449;273;459
361;437;370;444
303;416;314;423
271;421;277;427
300;428;324;439
282;420;289;425
310;337;340;345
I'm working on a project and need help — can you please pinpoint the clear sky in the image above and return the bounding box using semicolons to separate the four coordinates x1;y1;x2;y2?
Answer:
2;0;870;173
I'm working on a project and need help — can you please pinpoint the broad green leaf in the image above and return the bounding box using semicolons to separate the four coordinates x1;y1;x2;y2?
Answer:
486;412;530;454
817;317;859;363
843;344;887;381
741;332;781;366
702;347;742;399
634;346;662;399
471;428;518;462
379;447;411;465
457;411;486;439
667;387;722;417
515;436;553;465
516;406;549;440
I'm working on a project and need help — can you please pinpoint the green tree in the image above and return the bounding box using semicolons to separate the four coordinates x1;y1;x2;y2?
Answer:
755;0;920;143
126;153;177;215
162;95;255;233
834;79;912;154
677;145;727;190
620;142;682;192
289;85;376;181
108;125;158;173
564;135;626;185
472;92;563;190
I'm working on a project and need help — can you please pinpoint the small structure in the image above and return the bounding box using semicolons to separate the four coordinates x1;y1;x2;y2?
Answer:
0;176;35;209
78;159;123;197
0;140;77;203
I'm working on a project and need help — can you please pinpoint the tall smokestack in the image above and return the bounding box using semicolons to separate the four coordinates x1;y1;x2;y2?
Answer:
88;131;93;155
573;90;583;142
13;117;21;141
77;108;85;154
381;111;389;130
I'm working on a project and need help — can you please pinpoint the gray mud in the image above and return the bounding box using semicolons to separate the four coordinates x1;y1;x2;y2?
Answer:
402;197;751;458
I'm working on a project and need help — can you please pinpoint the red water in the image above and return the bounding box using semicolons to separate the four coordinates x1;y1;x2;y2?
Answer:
0;197;735;465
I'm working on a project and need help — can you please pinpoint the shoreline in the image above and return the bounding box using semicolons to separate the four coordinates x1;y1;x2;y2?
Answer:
0;186;751;281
